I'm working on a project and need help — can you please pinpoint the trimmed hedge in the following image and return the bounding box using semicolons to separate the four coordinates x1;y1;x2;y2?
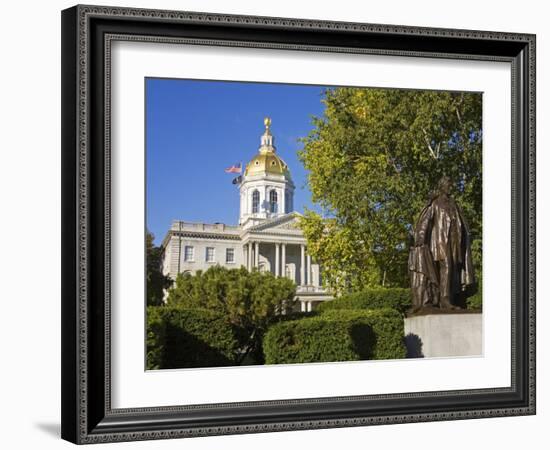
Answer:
263;308;405;364
317;288;412;315
147;306;241;369
321;309;406;360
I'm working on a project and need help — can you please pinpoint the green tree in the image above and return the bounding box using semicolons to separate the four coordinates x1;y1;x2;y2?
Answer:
146;230;171;306
167;266;296;363
298;87;482;295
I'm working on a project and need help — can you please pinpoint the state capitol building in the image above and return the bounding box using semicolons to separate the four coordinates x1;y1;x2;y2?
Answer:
161;118;333;311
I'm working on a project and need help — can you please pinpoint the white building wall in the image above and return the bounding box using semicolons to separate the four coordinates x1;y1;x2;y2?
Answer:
168;237;180;280
163;235;322;288
165;235;245;282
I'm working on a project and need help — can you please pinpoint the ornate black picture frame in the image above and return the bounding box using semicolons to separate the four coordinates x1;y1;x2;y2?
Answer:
61;4;536;444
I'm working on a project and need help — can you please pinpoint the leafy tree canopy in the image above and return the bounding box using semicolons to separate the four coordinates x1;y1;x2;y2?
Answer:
298;88;482;294
167;266;297;362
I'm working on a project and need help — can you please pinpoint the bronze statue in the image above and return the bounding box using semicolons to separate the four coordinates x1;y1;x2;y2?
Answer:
408;176;475;311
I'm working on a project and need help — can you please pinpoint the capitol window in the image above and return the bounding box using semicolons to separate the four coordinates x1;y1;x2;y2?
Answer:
226;248;235;263
269;190;278;213
183;246;194;262
205;247;215;263
252;190;260;213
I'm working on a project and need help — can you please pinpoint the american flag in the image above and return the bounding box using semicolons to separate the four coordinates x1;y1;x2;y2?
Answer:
224;162;242;174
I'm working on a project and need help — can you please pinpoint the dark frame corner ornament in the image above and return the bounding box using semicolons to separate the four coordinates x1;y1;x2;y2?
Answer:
61;4;536;444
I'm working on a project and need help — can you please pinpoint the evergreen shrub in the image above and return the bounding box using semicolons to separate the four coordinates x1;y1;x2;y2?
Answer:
263;307;405;364
146;306;240;369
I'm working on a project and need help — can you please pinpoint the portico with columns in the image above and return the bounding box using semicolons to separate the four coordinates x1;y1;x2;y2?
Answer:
240;213;330;311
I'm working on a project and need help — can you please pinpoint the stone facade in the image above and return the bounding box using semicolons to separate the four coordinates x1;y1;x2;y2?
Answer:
160;118;333;310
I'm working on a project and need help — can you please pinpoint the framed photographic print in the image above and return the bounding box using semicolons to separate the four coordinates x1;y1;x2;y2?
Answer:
61;4;536;444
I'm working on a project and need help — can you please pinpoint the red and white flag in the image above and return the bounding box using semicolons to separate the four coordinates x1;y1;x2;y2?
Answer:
224;162;242;174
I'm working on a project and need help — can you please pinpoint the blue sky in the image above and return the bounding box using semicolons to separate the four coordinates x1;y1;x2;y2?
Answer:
146;78;328;245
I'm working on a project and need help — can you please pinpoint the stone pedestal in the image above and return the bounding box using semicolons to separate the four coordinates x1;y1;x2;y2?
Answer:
404;313;482;358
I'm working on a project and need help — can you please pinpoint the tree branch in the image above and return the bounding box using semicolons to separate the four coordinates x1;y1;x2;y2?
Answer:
422;128;440;159
456;93;464;127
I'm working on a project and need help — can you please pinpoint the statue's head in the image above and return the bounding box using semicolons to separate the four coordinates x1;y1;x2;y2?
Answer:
436;176;452;195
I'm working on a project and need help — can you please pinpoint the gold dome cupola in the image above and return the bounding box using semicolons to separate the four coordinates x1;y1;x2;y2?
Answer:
244;117;291;178
239;117;295;227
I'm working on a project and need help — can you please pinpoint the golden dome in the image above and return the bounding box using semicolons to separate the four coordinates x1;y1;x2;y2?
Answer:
244;117;291;178
245;152;290;177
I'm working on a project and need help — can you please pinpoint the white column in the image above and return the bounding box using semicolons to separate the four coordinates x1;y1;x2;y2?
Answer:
247;242;252;270
307;301;312;312
255;242;260;268
301;301;306;312
300;244;305;286
281;243;286;278
275;243;280;276
307;253;312;286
